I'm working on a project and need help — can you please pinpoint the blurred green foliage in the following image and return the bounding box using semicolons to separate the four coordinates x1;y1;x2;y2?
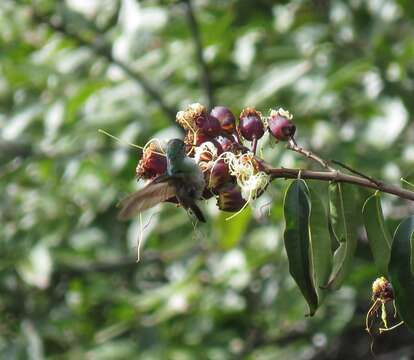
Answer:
1;0;414;358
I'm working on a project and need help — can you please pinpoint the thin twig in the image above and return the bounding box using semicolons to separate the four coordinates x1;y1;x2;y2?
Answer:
30;11;178;122
183;0;215;109
331;159;382;187
287;138;335;171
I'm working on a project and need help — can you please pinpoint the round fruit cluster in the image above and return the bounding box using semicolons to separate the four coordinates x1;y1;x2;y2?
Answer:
136;103;296;213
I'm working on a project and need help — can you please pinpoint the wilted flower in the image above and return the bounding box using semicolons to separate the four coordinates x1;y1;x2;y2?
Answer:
365;276;401;336
176;102;221;139
136;141;167;179
176;103;207;132
372;277;394;302
222;152;270;202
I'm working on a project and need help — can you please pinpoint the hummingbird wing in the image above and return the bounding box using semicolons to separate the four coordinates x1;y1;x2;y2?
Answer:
117;181;176;220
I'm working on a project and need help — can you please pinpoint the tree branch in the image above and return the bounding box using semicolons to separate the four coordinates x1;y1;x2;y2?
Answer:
331;159;382;186
30;11;178;122
287;137;334;170
261;163;414;202
183;0;215;109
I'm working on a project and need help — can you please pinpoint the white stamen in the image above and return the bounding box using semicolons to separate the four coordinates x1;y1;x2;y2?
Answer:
269;107;293;120
212;151;271;220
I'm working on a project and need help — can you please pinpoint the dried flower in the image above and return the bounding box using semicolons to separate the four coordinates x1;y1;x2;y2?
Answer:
176;103;207;132
222;152;270;202
136;141;167;179
372;277;394;302
366;277;401;336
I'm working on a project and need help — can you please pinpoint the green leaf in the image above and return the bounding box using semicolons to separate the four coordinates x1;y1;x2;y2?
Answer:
362;192;392;275
216;208;251;250
324;183;358;290
325;59;371;91
283;179;318;316
389;216;414;332
65;81;109;124
308;182;333;301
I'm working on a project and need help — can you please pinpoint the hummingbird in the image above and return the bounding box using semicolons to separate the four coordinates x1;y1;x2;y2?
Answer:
117;138;206;222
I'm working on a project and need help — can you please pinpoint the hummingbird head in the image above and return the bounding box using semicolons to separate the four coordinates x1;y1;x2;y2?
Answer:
166;138;186;161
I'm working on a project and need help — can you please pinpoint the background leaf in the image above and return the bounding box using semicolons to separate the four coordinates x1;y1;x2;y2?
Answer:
389;216;414;332
216;208;251;249
325;183;359;290
362;192;392;275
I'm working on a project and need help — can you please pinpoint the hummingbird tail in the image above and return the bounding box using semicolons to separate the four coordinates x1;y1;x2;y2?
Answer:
117;182;176;220
188;203;206;223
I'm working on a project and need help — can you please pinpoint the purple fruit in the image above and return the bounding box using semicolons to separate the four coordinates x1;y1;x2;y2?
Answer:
268;109;296;141
215;135;236;153
208;160;231;191
217;184;246;212
196;114;221;138
238;107;264;142
210;106;236;134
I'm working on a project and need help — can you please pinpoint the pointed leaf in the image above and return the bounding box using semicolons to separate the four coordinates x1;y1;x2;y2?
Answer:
362;192;392;275
308;182;333;301
324;183;358;290
283;179;318;315
389;216;414;332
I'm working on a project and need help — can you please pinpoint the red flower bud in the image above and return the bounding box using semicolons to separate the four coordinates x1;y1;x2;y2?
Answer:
196;114;221;138
238;107;264;142
217;184;247;212
210;106;236;134
136;142;167;179
268;109;296;141
208;160;231;191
